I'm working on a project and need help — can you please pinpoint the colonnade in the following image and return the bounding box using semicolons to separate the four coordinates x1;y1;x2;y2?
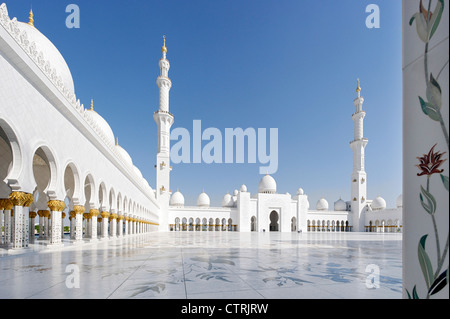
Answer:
307;220;352;232
0;192;155;250
170;218;237;232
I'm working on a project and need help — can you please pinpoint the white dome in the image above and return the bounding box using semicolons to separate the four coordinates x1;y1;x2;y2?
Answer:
258;174;277;194
222;193;233;207
233;189;239;196
396;194;403;208
170;191;185;206
297;188;304;195
115;144;133;166
133;165;143;179
371;196;387;211
197;192;210;207
18;22;74;93
142;178;152;190
240;184;247;192
316;198;329;211
334;198;347;211
86;109;115;146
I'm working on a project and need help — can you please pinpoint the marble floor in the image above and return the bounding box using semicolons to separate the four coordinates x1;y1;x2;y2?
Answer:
0;232;402;299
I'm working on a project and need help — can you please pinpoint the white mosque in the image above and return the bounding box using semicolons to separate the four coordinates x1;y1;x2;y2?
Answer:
0;5;402;251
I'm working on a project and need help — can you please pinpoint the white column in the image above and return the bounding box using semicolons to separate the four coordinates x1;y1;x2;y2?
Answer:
61;212;65;240
48;200;64;246
38;210;45;239
101;211;109;239
118;215;123;237
29;211;36;243
90;209;99;241
44;211;50;239
73;206;84;243
0;207;3;245
0;199;13;245
124;215;128;236
109;210;117;238
9;192;33;249
403;0;449;299
69;213;75;239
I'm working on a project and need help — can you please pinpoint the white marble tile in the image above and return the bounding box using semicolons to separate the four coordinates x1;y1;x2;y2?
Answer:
0;232;402;299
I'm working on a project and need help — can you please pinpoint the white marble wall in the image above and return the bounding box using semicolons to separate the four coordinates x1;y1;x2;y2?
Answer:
403;0;449;299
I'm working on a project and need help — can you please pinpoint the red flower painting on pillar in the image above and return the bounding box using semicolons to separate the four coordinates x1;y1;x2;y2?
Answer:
416;144;446;176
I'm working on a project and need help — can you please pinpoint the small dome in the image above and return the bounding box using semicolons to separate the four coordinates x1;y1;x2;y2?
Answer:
316;198;329;211
115;144;133;166
371;196;387;211
233;189;239;196
197;191;210;207
258;174;277;194
334;198;347;211
240;184;247;192
222;193;233;207
297;188;304;195
170;190;185;206
396;194;403;208
86;108;115;146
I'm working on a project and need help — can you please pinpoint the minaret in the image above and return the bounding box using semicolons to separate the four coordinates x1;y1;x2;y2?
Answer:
154;36;173;231
350;79;368;232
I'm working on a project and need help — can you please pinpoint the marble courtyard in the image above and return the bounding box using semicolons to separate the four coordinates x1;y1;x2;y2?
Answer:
0;232;402;299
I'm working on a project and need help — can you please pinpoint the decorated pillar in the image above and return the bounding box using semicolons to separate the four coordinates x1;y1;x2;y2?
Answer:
61;212;66;239
0;199;13;245
43;210;50;239
47;200;65;246
37;210;45;239
124;215;128;236
109;210;117;238
117;214;123;237
23;194;34;247
69;211;75;239
0;201;3;245
403;0;448;299
73;205;85;243
100;211;110;239
90;209;99;240
29;211;37;243
97;217;102;237
9;192;33;249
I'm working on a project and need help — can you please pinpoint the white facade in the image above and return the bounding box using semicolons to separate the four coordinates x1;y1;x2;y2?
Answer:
0;5;158;250
0;4;404;255
165;72;402;233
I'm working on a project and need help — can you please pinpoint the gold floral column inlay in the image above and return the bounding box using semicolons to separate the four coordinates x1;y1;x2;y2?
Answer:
101;211;110;219
73;205;85;215
47;200;65;212
9;192;32;207
90;209;99;217
0;198;13;210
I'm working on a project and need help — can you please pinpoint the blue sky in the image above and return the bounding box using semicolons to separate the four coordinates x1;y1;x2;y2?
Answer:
6;0;402;207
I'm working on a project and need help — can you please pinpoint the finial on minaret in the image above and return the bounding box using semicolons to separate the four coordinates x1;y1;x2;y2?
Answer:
356;78;361;94
28;8;34;27
162;35;167;54
116;137;119;146
90;99;94;111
